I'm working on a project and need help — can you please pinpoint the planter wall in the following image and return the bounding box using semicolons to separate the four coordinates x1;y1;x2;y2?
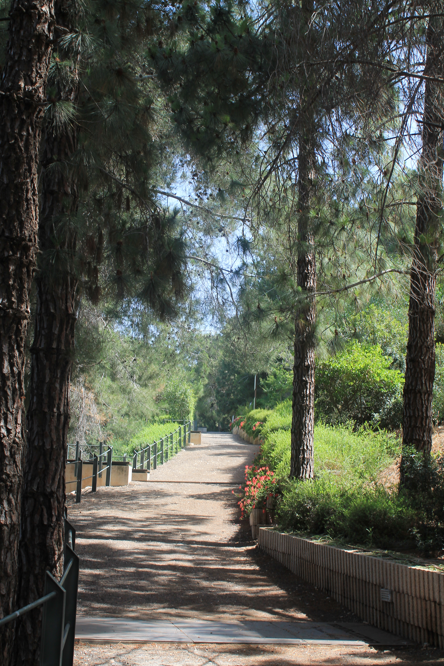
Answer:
190;431;202;445
259;527;444;648
65;460;133;492
231;426;262;446
66;462;107;491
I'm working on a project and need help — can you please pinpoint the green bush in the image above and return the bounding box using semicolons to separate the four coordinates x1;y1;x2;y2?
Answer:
260;364;293;408
316;341;404;429
260;400;292;436
162;378;196;422
260;417;400;483
400;448;444;555
340;303;408;371
240;409;272;436
128;421;179;454
433;343;444;423
277;477;415;550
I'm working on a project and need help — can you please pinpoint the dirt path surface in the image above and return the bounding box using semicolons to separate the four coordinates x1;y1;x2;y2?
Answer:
70;433;444;665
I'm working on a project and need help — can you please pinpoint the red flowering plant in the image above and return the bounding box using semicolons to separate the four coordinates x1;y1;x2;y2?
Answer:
229;416;244;431
234;464;279;519
252;421;263;432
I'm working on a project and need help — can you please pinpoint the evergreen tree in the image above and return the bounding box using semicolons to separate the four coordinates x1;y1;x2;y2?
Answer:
153;0;403;478
402;6;444;459
14;1;188;662
0;0;56;660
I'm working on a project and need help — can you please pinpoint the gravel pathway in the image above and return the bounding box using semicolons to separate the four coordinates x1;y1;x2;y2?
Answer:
69;433;444;665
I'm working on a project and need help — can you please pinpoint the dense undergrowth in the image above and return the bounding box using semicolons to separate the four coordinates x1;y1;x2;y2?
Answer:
236;402;444;557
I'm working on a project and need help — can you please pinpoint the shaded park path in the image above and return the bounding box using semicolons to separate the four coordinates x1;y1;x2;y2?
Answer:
70;433;444;665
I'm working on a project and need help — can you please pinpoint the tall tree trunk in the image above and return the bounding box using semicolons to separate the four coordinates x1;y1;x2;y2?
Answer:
0;0;55;662
13;4;80;662
290;0;316;480
402;13;444;460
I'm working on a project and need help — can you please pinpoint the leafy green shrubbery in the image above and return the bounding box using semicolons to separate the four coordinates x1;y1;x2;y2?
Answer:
260;364;293;408
316;341;404;429
277;477;415;550
237;400;444;554
162;378;196;422
238;409;272;437
128;421;180;454
400;448;444;556
433;343;444;423
258;404;400;482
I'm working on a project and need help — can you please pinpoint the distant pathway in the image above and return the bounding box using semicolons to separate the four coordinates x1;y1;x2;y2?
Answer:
70;433;426;665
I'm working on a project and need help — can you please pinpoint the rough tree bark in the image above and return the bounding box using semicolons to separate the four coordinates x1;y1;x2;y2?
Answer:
13;3;80;662
402;12;444;459
0;0;55;662
290;0;317;480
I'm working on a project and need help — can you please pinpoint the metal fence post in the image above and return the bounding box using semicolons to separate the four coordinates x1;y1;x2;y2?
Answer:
40;571;66;666
141;449;145;470
179;425;182;449
133;452;138;471
188;421;191;444
76;460;83;504
161;438;164;465
98;441;103;478
74;441;80;476
92;455;98;493
64;518;76;555
153;442;157;470
147;445;151;472
106;447;112;486
61;545;80;666
123;453;127;463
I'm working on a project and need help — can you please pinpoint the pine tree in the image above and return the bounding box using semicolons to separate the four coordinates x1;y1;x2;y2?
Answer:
402;7;444;458
0;0;55;660
153;0;403;478
14;1;188;662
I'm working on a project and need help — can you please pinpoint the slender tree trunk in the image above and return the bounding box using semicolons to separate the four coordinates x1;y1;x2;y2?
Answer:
290;0;316;480
401;13;444;462
0;0;55;662
13;4;80;662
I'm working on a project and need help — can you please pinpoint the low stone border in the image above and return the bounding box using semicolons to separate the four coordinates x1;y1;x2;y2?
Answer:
259;527;444;648
231;426;262;446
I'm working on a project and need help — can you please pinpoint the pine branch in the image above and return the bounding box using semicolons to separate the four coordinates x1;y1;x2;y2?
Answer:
315;269;408;298
153;189;250;223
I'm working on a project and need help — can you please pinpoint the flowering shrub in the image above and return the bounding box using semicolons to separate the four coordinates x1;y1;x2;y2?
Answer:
235;464;278;518
229;415;244;431
252;421;263;432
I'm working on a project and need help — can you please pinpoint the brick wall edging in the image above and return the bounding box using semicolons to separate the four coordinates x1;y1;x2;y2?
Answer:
258;527;444;647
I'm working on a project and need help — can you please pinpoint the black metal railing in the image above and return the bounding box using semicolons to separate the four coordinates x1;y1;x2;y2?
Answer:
131;421;191;473
0;518;79;666
66;446;113;503
66;421;192;502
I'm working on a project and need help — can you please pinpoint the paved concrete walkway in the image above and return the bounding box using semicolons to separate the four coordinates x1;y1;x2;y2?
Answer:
69;433;422;664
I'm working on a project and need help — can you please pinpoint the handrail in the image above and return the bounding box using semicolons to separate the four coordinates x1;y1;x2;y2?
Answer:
0;518;79;666
131;421;191;472
0;592;57;628
65;447;113;503
67;422;192;502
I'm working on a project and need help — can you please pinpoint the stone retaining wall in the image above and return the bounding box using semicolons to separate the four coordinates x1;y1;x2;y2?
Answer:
231;426;262;446
259;527;444;648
